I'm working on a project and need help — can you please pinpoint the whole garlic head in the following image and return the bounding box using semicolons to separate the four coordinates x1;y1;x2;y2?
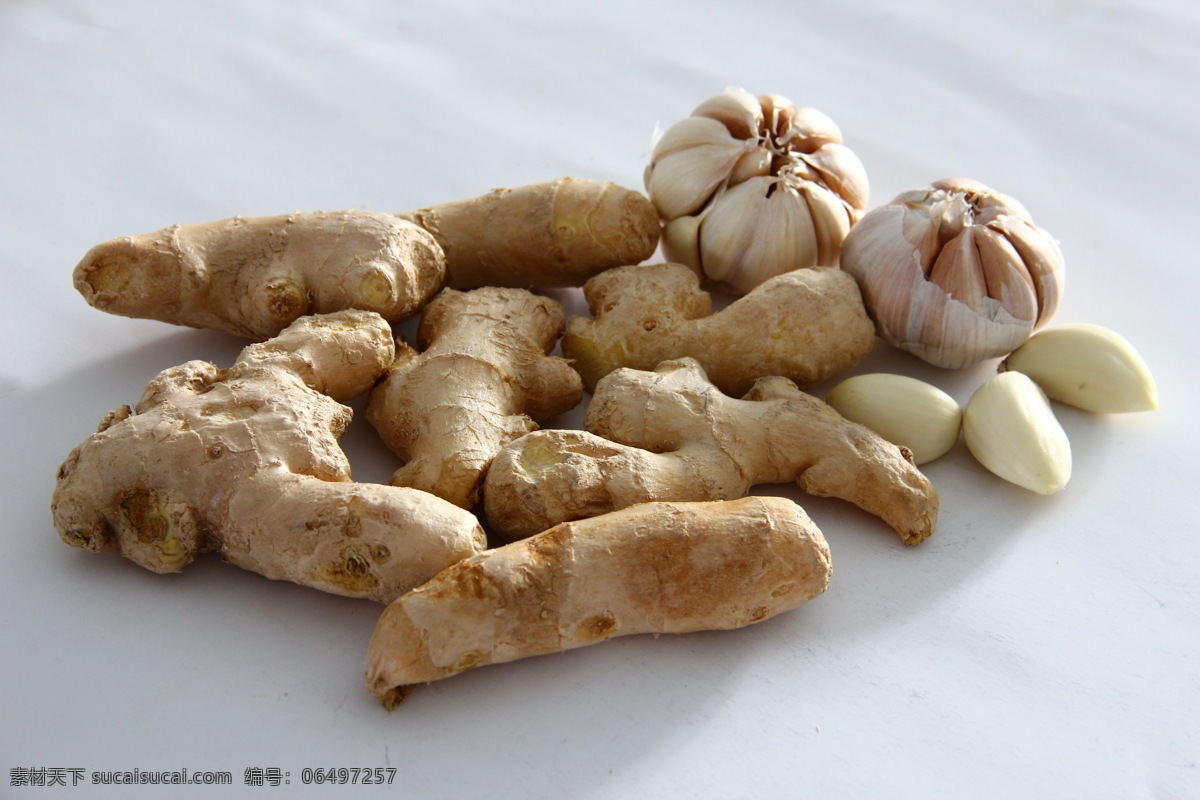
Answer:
644;88;869;295
840;178;1064;369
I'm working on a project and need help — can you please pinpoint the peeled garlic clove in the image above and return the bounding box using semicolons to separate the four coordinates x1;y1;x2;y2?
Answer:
826;373;962;464
645;89;868;295
1000;323;1158;413
963;371;1071;494
841;178;1064;369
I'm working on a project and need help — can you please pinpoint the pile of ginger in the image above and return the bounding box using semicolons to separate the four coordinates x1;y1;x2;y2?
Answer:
54;176;937;708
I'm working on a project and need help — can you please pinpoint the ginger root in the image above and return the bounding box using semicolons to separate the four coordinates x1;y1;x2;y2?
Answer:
365;287;583;509
560;262;876;395
398;177;660;290
364;495;831;708
51;310;486;603
74;210;446;340
484;358;938;545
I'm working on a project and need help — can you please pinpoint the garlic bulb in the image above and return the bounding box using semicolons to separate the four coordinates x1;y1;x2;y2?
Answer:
644;88;869;295
840;178;1064;369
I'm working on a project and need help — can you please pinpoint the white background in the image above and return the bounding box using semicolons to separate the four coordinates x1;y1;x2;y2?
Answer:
3;1;1198;798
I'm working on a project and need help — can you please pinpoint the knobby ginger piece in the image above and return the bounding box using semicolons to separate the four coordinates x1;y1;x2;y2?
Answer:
485;358;938;545
365;496;832;708
561;262;875;396
51;310;486;603
74;210;446;340
398;177;660;289
365;287;583;509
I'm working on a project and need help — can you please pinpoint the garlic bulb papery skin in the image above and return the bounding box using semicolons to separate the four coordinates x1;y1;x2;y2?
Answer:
840;178;1064;369
645;88;869;295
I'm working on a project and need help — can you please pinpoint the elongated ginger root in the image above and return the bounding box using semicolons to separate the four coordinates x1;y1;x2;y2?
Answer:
365;287;583;509
484;358;938;545
561;262;875;395
365;496;831;708
74;210;446;340
397;177;660;289
51;310;486;602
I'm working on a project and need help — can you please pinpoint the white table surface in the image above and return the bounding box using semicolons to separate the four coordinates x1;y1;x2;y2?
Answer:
3;2;1198;797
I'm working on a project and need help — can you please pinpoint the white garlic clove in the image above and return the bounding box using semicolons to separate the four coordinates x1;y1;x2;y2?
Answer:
826;373;962;464
986;215;1065;326
975;227;1038;320
963;371;1071;494
927;226;1038;324
697;176;817;295
644;89;867;295
927;226;990;308
728;147;774;185
841;178;1065;369
692;87;763;139
798;143;870;213
649;115;736;161
661;214;704;274
899;198;946;265
800;182;854;266
1000;323;1158;413
785;106;844;152
646;116;750;219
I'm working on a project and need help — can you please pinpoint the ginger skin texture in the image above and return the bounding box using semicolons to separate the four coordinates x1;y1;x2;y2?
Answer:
365;496;831;708
51;310;487;603
484;358;938;545
365;287;583;509
74;211;446;340
397;178;660;290
561;262;876;396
